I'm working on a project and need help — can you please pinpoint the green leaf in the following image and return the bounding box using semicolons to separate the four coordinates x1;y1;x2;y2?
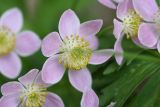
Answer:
126;69;160;107
100;60;160;107
103;62;118;75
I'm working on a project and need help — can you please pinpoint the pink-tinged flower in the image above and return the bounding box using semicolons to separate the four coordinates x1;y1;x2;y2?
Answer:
113;0;146;65
98;0;124;9
133;0;160;51
81;88;99;107
0;8;41;78
0;69;64;107
41;9;113;93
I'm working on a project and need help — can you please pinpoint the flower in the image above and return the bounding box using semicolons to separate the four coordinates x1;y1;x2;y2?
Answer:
0;69;64;107
41;9;113;107
98;0;124;9
41;9;113;91
113;0;146;65
133;0;160;51
0;8;41;78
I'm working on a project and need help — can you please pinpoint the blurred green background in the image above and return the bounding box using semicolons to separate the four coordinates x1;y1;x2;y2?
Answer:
1;0;160;107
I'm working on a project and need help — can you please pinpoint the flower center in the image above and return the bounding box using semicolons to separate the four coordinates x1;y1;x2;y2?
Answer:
122;9;141;38
0;26;16;56
20;84;48;107
59;35;92;70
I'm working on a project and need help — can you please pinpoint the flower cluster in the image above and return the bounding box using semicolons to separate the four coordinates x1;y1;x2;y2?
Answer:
0;0;159;106
99;0;160;65
0;8;113;107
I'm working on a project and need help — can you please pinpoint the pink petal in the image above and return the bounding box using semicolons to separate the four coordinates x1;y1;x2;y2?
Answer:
98;0;116;9
0;8;23;33
81;89;99;107
69;68;92;92
35;72;51;87
117;0;133;20
114;36;124;65
1;82;24;96
133;0;158;22
79;20;103;37
84;35;99;50
0;94;20;107
44;93;64;107
42;56;65;84
113;19;123;39
0;52;21;78
157;41;160;53
138;23;157;48
59;9;80;39
89;49;114;65
132;37;150;49
16;31;41;57
18;69;39;87
42;32;61;57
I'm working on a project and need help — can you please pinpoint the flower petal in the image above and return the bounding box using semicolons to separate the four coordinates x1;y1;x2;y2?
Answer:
79;20;103;37
138;23;157;48
16;31;41;57
114;35;124;65
35;72;51;88
81;89;99;107
0;52;21;78
89;49;114;65
44;93;64;107
42;32;61;57
59;9;80;39
1;82;24;96
157;41;160;53
113;19;123;39
98;0;116;9
133;0;158;21
132;37;151;49
0;8;23;33
84;35;99;50
107;102;116;107
18;69;39;87
0;94;20;107
117;0;133;20
42;56;65;84
69;68;92;92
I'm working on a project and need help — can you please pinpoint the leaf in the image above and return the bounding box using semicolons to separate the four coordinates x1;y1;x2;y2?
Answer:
100;60;160;107
103;62;118;75
126;69;160;107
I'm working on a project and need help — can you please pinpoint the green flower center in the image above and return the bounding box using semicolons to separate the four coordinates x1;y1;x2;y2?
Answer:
59;35;92;70
20;84;48;107
122;9;141;38
0;26;16;56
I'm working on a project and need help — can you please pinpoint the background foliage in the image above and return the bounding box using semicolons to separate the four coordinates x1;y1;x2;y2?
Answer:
0;0;160;107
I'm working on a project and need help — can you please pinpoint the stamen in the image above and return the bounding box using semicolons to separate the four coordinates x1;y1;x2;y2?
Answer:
59;35;92;70
122;9;141;38
20;84;48;107
0;26;16;56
